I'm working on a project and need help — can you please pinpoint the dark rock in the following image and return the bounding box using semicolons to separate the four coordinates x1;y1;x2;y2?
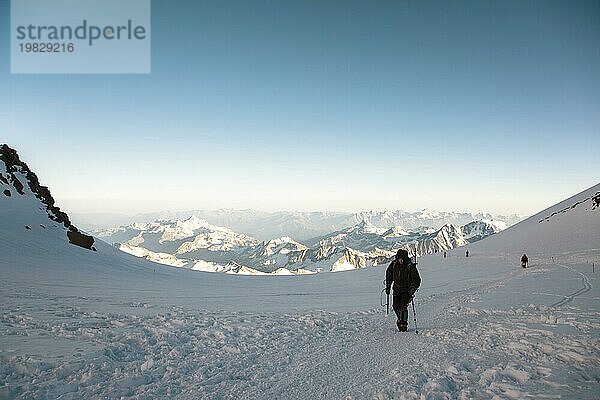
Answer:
0;145;20;172
0;146;25;195
3;189;10;197
24;168;71;226
0;173;8;184
67;228;95;250
25;225;31;230
12;176;24;195
40;224;45;229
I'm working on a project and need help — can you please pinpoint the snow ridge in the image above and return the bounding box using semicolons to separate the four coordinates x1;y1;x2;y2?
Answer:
539;190;600;223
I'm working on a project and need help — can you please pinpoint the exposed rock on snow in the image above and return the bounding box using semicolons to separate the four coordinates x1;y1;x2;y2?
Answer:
539;190;600;223
174;223;258;254
462;219;506;242
0;144;95;251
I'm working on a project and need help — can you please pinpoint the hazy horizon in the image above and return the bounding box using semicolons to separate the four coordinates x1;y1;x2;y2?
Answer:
58;178;597;218
3;145;597;217
67;203;528;218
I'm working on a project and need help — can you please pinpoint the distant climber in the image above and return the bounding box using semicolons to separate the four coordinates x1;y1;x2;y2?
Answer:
465;250;469;258
443;251;447;258
386;249;421;332
521;254;528;268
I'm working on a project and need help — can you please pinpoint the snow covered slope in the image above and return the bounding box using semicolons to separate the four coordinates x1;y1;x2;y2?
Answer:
119;243;188;268
0;146;597;399
467;183;600;254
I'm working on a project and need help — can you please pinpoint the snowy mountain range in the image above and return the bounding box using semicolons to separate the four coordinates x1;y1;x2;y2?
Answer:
95;215;508;273
76;208;522;241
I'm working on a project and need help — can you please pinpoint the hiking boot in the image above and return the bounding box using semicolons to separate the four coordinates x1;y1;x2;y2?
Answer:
397;319;408;332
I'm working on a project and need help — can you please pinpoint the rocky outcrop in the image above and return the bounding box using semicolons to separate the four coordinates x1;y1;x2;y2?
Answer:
0;144;71;227
0;144;95;251
540;190;600;222
67;228;96;251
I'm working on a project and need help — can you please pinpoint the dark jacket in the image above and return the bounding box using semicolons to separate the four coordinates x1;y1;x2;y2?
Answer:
386;259;421;294
521;254;528;263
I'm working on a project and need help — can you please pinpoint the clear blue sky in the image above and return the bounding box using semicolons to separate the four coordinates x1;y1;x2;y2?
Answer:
1;0;599;216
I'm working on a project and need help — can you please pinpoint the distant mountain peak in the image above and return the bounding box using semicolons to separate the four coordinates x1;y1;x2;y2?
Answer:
350;219;385;235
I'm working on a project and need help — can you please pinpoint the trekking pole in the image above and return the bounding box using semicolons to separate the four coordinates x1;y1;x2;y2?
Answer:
386;291;389;316
380;288;389;315
411;296;419;334
412;252;419;334
380;280;389;315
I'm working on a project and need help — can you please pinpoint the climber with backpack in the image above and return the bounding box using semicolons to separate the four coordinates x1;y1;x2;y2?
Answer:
385;249;421;332
521;254;528;268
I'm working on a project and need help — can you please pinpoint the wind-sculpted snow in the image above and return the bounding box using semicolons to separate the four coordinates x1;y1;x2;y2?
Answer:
1;255;598;399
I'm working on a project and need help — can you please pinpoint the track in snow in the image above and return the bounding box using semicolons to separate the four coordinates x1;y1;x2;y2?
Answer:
550;263;593;308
